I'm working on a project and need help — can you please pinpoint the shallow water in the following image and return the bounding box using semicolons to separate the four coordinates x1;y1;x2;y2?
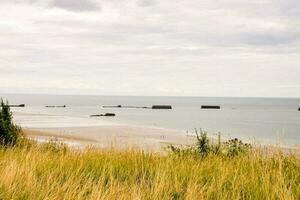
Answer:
1;94;300;146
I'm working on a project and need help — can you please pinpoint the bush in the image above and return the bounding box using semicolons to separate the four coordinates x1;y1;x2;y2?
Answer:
0;99;22;146
195;129;211;156
168;129;251;158
224;138;252;157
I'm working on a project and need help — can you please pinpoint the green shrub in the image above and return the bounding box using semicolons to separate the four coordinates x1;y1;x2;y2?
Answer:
0;99;22;146
168;129;251;158
195;129;211;156
224;138;251;157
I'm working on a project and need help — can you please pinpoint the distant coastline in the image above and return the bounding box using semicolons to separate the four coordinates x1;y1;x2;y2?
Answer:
3;94;299;147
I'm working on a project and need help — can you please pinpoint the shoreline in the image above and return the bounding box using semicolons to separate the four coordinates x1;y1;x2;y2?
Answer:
23;125;196;152
23;128;300;158
14;111;300;152
14;111;197;151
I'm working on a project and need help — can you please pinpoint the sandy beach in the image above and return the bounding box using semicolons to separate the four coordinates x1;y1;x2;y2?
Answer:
15;112;196;151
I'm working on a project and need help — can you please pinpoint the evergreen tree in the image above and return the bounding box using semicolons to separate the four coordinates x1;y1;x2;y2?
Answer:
0;99;22;146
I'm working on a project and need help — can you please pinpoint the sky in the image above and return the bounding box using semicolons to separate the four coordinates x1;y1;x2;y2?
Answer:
0;0;299;97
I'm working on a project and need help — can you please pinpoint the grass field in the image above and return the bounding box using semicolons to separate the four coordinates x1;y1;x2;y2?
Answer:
0;141;299;200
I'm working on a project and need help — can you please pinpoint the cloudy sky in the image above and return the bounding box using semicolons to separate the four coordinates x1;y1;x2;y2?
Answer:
0;0;299;97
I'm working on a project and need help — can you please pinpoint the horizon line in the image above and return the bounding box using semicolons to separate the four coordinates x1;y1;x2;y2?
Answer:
1;92;300;99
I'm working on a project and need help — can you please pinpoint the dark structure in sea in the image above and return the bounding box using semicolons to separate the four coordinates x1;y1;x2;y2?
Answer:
90;113;116;117
152;105;172;109
102;105;172;109
8;104;25;107
46;105;66;108
103;105;122;108
201;105;221;109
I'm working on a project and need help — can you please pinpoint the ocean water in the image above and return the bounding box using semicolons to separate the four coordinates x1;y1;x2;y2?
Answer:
1;94;300;147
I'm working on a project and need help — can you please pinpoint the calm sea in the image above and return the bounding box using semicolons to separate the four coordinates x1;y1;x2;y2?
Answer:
1;94;300;146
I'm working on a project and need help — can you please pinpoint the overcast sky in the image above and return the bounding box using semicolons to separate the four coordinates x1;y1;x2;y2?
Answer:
0;0;299;97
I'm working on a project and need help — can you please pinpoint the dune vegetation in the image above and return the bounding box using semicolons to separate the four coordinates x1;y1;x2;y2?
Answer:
0;141;299;200
0;100;299;200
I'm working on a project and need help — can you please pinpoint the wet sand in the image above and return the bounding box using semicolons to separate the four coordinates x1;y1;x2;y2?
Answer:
24;126;196;151
16;112;196;151
16;112;299;154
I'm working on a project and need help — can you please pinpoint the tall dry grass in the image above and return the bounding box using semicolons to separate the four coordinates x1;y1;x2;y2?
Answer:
0;142;299;200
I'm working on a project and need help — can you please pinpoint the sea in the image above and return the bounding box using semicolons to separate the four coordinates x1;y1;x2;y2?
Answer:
1;94;299;147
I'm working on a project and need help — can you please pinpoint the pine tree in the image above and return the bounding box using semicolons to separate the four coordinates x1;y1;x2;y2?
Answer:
0;99;22;146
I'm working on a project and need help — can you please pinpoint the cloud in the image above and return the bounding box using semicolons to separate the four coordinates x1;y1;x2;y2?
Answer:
0;0;299;97
137;0;157;7
50;0;100;12
278;0;300;17
241;32;299;46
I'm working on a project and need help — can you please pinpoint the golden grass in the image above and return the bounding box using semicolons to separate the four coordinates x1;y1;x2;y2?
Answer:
0;142;299;200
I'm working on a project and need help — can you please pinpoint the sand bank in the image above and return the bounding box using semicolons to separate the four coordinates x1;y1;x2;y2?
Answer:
15;112;196;151
24;126;196;151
